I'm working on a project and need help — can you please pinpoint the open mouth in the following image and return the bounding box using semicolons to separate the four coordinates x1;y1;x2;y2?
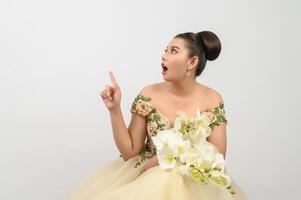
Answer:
161;63;168;72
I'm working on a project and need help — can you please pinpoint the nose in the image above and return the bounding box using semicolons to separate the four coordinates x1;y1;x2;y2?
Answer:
161;52;167;61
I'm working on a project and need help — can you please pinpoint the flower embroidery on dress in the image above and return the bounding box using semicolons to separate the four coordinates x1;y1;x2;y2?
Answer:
133;145;153;168
130;95;155;116
126;94;228;168
205;102;228;129
146;111;167;136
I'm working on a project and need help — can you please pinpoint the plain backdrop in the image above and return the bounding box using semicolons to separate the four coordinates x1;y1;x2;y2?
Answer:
0;0;300;199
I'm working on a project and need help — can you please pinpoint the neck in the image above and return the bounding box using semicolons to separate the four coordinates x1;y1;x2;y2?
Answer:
164;77;197;97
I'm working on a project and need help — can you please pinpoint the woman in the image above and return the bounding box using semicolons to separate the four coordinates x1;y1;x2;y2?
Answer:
65;31;247;200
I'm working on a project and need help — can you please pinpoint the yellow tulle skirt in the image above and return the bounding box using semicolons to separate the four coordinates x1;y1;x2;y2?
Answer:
65;154;247;200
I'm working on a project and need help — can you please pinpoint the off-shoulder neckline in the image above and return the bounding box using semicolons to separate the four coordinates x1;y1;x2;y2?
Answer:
135;94;224;129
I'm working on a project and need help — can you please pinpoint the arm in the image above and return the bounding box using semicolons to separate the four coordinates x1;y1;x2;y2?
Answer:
109;107;135;160
207;123;227;159
109;105;147;161
206;90;227;159
100;71;148;161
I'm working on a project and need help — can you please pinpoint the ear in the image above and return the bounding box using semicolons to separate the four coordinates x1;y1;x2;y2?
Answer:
188;55;199;69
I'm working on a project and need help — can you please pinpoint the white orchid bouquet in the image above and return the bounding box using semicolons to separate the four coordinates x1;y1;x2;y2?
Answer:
151;109;236;195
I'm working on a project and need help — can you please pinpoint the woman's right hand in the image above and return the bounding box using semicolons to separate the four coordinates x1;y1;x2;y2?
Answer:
100;70;121;111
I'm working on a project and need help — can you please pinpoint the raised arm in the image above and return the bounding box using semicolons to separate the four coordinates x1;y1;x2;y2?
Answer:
100;70;148;161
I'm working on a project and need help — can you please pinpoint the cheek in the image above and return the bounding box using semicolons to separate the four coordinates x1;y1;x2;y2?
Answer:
169;57;186;72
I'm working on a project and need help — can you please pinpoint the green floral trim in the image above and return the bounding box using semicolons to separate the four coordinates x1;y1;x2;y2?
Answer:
147;109;167;134
208;102;228;129
133;145;154;168
131;94;151;106
130;94;155;116
127;94;228;168
118;145;155;168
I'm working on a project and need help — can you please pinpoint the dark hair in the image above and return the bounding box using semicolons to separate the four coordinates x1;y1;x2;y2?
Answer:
174;31;222;77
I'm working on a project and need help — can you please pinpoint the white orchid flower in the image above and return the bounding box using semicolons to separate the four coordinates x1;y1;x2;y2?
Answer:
150;108;234;195
151;129;182;151
211;153;226;171
156;147;177;169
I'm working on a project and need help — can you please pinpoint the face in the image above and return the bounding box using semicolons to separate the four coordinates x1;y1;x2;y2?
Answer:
161;37;198;81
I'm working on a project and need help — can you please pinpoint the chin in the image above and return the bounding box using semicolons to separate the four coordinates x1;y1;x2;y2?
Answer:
162;76;173;82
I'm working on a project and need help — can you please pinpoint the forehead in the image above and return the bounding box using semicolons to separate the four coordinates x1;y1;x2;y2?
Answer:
166;37;186;49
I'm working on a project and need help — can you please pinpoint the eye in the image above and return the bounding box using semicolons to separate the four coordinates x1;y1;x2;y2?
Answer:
164;48;177;53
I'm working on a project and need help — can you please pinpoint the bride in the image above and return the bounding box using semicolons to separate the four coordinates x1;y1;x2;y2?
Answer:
65;31;247;200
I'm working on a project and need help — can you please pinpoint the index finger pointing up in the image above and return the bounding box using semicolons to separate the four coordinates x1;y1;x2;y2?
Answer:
108;70;118;86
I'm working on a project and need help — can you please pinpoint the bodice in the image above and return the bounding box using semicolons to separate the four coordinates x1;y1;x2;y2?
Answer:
126;94;228;167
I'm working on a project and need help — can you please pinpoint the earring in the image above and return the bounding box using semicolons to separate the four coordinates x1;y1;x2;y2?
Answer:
185;68;191;76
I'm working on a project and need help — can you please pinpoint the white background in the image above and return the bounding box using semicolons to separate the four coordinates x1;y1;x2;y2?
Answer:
0;0;300;199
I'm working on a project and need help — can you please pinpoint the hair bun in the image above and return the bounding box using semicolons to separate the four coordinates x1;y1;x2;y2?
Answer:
197;31;221;61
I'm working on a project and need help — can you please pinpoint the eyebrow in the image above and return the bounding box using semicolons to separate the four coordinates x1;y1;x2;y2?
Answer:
166;45;180;49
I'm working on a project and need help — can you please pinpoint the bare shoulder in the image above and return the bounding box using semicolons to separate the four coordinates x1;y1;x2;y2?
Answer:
137;82;224;108
137;82;161;97
198;83;225;108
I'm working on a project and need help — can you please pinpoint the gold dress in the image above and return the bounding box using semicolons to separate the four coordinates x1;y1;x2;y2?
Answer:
65;94;248;200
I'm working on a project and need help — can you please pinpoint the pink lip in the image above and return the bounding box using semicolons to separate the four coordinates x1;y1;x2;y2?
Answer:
161;63;168;76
